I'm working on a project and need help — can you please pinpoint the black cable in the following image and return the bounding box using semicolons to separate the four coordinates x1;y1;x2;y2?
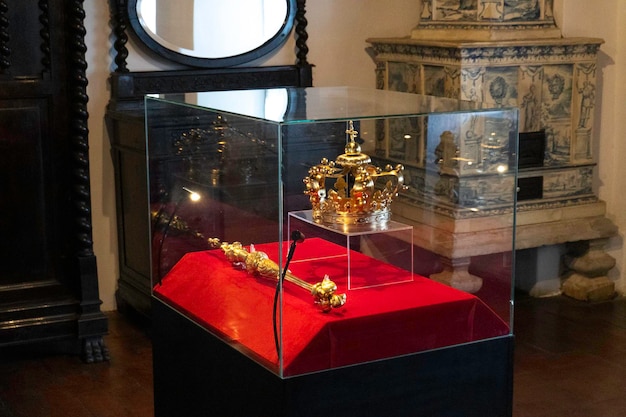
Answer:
273;230;305;358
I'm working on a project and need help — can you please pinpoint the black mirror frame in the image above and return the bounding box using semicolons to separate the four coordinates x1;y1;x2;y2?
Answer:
126;0;297;68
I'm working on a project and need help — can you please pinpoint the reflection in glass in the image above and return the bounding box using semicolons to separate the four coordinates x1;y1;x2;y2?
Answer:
188;89;289;121
138;0;288;59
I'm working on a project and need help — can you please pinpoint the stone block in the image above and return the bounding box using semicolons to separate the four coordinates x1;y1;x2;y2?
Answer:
562;273;615;302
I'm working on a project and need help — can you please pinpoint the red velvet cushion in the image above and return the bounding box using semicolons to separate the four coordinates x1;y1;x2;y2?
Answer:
155;238;509;376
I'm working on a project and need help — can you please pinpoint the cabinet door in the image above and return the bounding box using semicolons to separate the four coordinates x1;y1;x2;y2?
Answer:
0;103;49;283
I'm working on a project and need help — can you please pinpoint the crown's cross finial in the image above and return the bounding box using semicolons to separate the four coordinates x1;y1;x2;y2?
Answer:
346;120;358;142
343;120;363;156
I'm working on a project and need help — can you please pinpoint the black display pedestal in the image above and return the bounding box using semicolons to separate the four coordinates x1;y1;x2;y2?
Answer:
152;298;513;417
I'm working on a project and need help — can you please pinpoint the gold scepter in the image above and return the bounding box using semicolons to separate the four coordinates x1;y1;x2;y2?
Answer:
209;239;346;312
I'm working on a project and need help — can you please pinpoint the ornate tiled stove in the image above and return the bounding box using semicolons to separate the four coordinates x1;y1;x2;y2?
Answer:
367;0;617;299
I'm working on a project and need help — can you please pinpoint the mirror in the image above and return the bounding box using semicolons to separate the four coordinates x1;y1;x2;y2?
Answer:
128;0;296;68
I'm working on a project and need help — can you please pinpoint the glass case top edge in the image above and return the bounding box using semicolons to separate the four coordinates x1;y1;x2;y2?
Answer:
146;86;517;124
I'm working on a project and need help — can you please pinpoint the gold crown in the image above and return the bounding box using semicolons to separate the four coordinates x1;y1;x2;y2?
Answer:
303;121;404;226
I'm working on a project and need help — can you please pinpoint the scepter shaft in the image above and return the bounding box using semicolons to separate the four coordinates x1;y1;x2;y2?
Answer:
213;239;346;312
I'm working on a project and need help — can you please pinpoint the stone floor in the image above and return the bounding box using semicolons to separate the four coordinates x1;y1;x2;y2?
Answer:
0;294;625;417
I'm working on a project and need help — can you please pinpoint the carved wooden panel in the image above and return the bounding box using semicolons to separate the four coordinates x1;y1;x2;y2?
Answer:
0;104;47;283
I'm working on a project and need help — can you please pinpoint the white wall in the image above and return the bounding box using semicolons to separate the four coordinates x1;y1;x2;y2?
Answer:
85;1;118;311
557;1;626;293
84;0;625;310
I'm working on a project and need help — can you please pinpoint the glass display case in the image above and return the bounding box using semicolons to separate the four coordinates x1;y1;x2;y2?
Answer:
146;86;518;381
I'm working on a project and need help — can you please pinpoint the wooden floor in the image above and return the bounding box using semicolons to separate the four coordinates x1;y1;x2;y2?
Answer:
0;312;153;417
1;294;626;417
513;294;626;417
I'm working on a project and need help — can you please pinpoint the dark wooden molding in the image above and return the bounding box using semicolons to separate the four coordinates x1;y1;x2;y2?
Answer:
109;66;307;105
38;0;51;71
295;0;309;66
67;0;95;259
110;0;128;73
295;0;313;86
0;0;10;71
67;0;109;361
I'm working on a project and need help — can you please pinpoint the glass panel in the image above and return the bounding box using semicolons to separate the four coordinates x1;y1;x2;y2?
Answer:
147;87;518;378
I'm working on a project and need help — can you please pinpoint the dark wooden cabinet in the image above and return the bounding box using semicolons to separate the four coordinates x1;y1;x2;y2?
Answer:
0;0;108;361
